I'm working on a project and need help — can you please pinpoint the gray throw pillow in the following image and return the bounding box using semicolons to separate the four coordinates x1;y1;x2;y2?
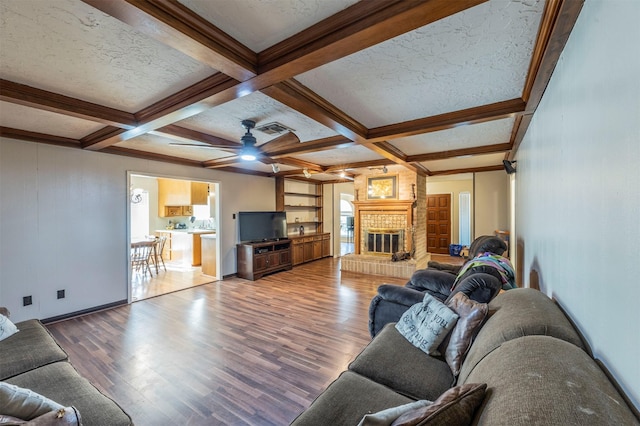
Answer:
395;293;459;355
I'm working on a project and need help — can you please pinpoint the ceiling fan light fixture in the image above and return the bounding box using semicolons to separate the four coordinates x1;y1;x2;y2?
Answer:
239;119;258;161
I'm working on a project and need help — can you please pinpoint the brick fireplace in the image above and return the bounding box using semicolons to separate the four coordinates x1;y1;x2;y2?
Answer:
341;169;429;278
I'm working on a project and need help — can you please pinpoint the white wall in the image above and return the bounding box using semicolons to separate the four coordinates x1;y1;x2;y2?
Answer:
474;170;509;238
0;138;275;322
517;0;640;409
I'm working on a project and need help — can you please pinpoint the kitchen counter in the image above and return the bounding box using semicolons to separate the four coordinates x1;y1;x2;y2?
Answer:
156;229;216;234
154;230;216;266
201;234;216;277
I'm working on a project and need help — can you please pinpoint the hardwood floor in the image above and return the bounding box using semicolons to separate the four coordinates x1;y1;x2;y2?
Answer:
131;261;217;302
47;258;408;425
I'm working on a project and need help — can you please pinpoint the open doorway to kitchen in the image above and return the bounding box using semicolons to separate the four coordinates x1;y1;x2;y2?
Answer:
128;172;220;302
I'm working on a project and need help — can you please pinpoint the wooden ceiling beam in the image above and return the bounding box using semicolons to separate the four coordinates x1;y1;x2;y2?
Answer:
261;80;368;143
81;0;257;81
429;165;504;176
366;141;427;176
0;126;81;149
511;0;584;157
258;0;487;82
79;0;484;149
81;73;238;150
407;143;512;162
268;135;356;158
0;79;137;128
367;98;526;142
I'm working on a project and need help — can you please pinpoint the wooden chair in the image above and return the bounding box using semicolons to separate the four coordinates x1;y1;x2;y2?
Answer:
131;241;154;276
150;236;167;272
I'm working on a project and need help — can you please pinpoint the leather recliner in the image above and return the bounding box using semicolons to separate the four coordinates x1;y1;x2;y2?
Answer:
368;236;508;337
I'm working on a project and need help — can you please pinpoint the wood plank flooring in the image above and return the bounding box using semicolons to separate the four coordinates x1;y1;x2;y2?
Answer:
47;258;408;425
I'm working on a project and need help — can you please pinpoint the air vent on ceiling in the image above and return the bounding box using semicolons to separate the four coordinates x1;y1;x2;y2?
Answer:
255;122;295;135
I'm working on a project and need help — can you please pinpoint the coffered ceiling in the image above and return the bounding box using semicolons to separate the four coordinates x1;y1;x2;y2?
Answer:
0;0;583;182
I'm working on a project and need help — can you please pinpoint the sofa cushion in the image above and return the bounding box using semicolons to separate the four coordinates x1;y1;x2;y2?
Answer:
290;371;414;426
457;288;586;384
6;362;132;426
349;323;455;401
391;382;486;426
0;314;19;342
0;382;63;420
464;336;640;426
0;320;68;381
440;293;488;376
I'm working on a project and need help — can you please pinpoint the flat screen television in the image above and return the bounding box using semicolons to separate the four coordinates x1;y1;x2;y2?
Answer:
238;211;288;243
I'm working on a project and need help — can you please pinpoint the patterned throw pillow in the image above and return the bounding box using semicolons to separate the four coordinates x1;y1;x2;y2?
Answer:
0;313;19;341
395;293;459;355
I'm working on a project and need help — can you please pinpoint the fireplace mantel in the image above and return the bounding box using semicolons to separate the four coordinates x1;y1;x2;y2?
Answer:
353;200;414;255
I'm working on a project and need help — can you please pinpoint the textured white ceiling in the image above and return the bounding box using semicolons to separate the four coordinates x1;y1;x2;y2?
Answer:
0;0;549;178
176;91;339;145
0;101;104;138
178;0;360;52
391;117;516;155
291;144;385;166
296;0;544;127
0;0;216;112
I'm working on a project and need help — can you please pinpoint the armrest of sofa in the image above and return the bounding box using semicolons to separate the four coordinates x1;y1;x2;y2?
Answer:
376;284;426;306
368;285;428;337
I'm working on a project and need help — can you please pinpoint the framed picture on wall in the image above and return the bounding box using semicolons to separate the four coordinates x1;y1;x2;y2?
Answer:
367;175;397;199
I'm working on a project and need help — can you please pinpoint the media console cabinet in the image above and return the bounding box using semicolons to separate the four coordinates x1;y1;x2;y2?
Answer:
236;239;292;280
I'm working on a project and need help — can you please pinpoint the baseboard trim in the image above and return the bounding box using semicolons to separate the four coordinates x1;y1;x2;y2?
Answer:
41;300;128;324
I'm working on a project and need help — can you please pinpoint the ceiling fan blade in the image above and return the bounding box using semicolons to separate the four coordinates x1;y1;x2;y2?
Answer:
169;142;241;152
258;132;301;155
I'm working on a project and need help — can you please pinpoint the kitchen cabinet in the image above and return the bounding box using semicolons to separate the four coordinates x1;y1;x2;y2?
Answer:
158;178;209;217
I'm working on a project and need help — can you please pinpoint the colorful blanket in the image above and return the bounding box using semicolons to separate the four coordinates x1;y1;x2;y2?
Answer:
453;252;517;290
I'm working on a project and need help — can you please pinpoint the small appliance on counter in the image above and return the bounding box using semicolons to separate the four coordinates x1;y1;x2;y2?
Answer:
174;222;187;229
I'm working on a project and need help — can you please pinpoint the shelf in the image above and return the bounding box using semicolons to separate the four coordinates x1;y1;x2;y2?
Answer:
290;221;319;225
284;192;321;197
284;204;320;208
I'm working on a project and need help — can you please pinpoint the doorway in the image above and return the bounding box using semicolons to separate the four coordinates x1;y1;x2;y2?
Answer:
426;194;451;254
128;173;221;302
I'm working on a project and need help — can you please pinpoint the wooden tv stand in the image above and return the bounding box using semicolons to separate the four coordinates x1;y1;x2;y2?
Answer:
236;239;292;280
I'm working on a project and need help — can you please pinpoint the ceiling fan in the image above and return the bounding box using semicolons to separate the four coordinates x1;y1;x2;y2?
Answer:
168;119;301;163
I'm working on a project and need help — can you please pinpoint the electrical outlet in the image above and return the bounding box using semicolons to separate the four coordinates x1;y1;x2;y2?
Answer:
23;296;32;306
57;290;65;299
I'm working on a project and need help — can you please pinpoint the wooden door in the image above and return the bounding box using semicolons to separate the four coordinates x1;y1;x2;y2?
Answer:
427;194;451;254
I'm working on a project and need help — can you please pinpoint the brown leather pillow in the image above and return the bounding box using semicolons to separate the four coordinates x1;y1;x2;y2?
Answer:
391;383;486;426
440;292;488;376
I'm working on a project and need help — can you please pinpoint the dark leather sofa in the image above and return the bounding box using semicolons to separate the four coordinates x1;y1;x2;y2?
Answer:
369;236;508;337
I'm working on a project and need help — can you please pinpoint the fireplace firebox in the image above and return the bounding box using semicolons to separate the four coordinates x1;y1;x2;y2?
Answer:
365;229;404;255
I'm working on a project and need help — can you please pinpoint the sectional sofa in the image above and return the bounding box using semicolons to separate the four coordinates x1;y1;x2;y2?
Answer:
291;288;640;425
0;318;132;425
